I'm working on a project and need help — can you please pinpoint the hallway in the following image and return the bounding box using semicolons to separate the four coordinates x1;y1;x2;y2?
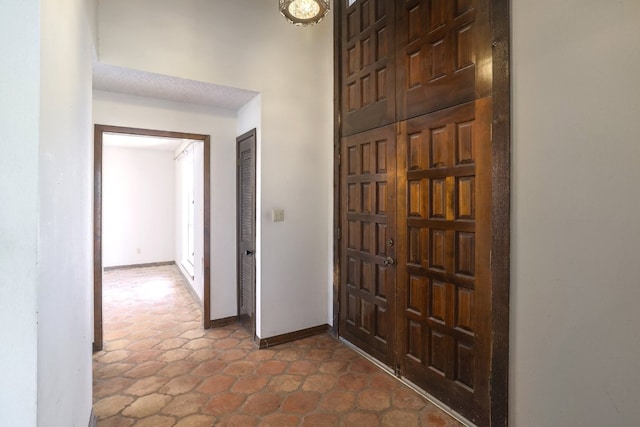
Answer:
92;265;462;426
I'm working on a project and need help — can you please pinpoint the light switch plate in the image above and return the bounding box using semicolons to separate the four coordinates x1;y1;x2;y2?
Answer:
272;208;285;222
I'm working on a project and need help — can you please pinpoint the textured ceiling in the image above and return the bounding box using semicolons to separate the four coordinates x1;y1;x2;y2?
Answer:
93;62;258;110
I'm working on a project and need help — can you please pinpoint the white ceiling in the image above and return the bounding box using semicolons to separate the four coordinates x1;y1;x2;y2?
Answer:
103;133;191;151
93;62;258;110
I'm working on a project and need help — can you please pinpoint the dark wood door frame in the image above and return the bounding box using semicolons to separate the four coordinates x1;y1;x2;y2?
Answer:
93;124;211;352
332;0;510;424
236;129;257;342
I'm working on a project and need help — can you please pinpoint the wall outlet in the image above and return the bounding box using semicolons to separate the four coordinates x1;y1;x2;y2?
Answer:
272;208;285;222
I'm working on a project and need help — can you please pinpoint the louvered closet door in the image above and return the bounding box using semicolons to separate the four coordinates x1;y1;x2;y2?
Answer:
339;125;396;366
237;131;256;335
396;99;492;424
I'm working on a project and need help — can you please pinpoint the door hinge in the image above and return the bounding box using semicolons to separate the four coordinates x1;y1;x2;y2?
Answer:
394;363;401;377
337;153;341;167
337;227;342;240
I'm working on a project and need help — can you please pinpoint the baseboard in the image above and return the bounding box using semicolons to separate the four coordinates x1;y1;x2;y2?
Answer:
210;316;238;328
176;265;204;312
176;261;195;283
257;324;330;349
104;261;175;271
88;408;97;427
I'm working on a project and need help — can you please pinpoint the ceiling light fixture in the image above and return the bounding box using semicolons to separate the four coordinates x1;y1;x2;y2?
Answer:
279;0;330;26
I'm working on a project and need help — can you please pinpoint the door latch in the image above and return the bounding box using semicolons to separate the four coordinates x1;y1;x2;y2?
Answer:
382;257;395;266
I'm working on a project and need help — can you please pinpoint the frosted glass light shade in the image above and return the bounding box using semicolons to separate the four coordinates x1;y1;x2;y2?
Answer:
279;0;330;26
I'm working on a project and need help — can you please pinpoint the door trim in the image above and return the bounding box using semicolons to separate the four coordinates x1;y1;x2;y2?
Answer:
488;1;511;423
331;0;342;338
236;129;257;342
93;124;211;352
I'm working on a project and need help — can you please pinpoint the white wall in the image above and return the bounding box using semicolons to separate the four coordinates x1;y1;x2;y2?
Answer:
3;4;95;425
103;145;175;267
192;142;205;303
174;141;206;304
0;0;96;424
94;90;239;321
38;0;95;424
511;1;640;425
98;0;334;337
0;1;40;424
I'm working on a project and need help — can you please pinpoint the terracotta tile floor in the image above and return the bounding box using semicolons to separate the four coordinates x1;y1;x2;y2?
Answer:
93;265;463;426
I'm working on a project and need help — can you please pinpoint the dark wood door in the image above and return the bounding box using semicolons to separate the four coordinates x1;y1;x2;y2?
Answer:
339;124;397;365
337;0;509;425
340;0;396;136
237;130;256;337
396;99;492;424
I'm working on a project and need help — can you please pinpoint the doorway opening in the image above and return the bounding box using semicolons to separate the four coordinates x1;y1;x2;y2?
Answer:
93;125;211;351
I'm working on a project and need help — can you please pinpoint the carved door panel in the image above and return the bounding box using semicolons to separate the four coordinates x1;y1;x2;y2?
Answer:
396;0;491;120
396;99;492;424
340;0;396;136
339;125;397;365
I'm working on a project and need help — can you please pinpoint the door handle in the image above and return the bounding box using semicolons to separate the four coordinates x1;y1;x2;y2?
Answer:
245;250;255;256
382;257;395;266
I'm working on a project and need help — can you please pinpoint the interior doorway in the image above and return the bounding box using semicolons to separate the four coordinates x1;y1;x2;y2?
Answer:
93;125;212;351
236;129;256;340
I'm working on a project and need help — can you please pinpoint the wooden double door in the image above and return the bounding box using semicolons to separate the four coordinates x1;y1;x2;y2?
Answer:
337;0;509;425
